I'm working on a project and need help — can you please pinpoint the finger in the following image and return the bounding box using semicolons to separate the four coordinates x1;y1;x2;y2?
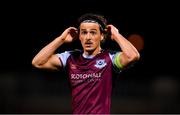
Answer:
70;27;78;31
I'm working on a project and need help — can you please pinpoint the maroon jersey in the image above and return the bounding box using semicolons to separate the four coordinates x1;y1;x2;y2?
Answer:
57;50;121;114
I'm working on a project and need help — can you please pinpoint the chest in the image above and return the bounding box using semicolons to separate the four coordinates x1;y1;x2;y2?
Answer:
66;53;113;83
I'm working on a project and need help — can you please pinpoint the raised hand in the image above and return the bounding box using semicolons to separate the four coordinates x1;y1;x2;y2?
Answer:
60;27;78;43
105;25;119;40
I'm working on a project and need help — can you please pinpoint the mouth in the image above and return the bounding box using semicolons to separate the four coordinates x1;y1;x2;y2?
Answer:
85;42;93;46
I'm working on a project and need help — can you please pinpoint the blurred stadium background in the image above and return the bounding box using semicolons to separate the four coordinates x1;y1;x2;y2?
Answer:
0;0;179;113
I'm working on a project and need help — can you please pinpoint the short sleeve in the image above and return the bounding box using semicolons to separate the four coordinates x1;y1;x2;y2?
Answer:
56;51;71;68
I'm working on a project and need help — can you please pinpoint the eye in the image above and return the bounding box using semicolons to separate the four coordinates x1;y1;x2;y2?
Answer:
90;31;96;35
81;31;87;35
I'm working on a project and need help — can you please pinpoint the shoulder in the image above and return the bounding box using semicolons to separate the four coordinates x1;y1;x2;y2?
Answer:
56;49;82;61
101;49;120;57
63;49;83;60
56;49;82;67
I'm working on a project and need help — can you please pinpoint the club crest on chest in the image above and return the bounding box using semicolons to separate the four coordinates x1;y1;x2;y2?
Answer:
94;59;107;69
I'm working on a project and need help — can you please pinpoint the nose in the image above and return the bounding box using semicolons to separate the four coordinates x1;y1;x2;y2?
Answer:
85;32;91;40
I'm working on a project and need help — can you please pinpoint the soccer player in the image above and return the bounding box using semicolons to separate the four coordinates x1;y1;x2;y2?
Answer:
32;13;140;114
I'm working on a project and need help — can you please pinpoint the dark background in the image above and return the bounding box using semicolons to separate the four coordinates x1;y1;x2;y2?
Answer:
0;0;180;113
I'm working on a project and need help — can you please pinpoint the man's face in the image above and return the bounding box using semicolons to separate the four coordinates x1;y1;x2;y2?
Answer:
79;22;103;54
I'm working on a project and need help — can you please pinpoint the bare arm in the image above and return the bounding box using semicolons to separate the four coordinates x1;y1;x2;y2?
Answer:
106;25;140;68
32;27;78;70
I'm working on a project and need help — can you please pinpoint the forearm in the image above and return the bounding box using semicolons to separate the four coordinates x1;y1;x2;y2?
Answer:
32;36;65;66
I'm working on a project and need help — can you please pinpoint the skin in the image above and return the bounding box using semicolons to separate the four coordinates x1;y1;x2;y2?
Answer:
79;23;103;56
32;22;140;70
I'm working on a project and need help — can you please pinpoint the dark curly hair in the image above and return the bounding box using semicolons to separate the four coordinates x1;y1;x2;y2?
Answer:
77;13;108;33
